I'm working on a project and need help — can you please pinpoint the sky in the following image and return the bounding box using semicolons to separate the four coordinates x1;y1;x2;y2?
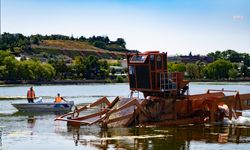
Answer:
1;0;250;55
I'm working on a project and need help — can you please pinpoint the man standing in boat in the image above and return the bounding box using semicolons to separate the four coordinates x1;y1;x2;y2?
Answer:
27;86;36;103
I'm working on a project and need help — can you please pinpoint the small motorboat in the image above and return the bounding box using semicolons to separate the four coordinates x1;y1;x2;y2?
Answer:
12;100;74;112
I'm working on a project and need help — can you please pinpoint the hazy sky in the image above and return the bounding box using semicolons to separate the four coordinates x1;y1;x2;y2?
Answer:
1;0;250;55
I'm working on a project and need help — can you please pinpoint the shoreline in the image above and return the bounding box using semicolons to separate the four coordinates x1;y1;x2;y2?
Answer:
190;79;250;82
0;79;250;86
0;79;110;86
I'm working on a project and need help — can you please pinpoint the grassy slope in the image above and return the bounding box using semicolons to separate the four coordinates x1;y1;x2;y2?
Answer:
31;40;126;59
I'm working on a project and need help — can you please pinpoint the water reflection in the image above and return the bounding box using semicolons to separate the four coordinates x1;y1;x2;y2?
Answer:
27;116;36;129
64;125;250;150
0;127;2;148
1;83;250;149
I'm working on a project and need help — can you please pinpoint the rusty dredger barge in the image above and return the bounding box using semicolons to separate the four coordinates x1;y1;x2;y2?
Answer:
55;51;250;127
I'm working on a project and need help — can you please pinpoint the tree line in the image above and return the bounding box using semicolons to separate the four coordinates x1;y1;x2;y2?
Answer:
0;51;55;81
0;51;120;82
169;50;250;80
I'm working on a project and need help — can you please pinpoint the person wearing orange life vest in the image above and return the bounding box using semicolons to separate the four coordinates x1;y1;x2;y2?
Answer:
54;93;66;103
27;86;36;103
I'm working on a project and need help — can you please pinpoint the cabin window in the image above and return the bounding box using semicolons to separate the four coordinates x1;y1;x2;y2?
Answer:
163;54;167;69
157;55;161;61
156;55;162;69
247;100;250;105
150;55;154;61
150;55;155;71
129;66;135;75
130;55;148;63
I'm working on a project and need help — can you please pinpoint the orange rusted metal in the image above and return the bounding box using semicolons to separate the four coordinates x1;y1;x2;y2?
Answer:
55;51;250;127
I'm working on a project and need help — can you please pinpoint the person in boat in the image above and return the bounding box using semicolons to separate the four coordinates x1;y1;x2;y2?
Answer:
27;86;36;103
54;93;66;103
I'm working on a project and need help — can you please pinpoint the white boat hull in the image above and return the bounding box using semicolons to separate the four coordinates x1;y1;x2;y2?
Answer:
12;101;74;112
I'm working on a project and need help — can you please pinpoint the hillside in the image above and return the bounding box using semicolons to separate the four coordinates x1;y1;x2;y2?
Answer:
29;40;127;60
0;33;136;61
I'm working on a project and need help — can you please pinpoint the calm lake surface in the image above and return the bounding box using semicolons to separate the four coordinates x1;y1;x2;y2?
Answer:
1;82;250;150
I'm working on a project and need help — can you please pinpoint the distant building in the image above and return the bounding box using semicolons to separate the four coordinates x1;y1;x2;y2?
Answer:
109;66;127;77
180;52;213;63
120;59;127;68
15;56;22;61
167;56;179;62
15;54;29;61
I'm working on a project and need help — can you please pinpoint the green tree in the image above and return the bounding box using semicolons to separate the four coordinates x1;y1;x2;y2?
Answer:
94;41;107;49
240;65;249;78
30;35;41;45
168;62;186;72
17;60;36;81
228;68;238;79
72;56;86;79
99;60;109;70
115;38;126;48
0;33;30;52
111;67;116;78
48;58;68;79
85;55;100;79
0;51;12;65
204;59;232;79
207;51;222;60
78;36;86;41
186;63;199;79
116;76;124;83
98;60;109;79
242;53;250;67
0;66;6;79
99;68;109;79
2;56;19;80
34;63;55;81
196;61;205;79
208;50;245;63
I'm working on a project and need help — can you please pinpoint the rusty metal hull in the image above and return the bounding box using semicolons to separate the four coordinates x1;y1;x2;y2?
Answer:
55;90;250;128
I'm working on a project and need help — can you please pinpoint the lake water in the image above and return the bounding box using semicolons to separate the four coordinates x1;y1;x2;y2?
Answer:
1;82;250;150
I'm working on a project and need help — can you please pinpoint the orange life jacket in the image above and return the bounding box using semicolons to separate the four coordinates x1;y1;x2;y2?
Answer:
27;90;35;99
55;96;62;103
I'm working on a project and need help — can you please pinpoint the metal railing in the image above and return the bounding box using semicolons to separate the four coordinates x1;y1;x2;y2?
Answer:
159;72;177;91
